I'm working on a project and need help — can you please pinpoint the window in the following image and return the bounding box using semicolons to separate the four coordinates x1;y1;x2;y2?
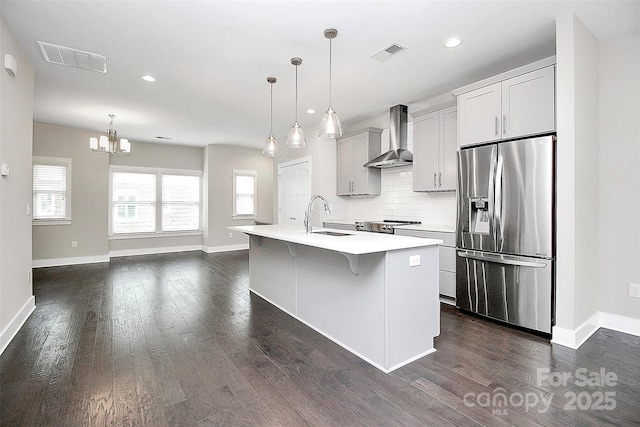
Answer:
110;167;201;236
162;175;200;231
33;156;72;224
112;172;156;234
233;170;257;218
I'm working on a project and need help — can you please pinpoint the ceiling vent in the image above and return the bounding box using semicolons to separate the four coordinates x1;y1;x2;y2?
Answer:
371;43;407;62
36;41;108;73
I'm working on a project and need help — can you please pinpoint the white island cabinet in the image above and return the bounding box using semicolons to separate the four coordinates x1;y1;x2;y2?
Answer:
229;224;442;373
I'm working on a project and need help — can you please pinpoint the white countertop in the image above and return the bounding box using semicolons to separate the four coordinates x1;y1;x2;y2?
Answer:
229;224;442;255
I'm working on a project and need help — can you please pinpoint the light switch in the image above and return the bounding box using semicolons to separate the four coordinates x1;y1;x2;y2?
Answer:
1;164;9;176
409;255;421;267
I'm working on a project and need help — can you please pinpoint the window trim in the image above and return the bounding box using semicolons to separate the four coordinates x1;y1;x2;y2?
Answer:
232;169;257;219
32;156;72;226
109;165;202;237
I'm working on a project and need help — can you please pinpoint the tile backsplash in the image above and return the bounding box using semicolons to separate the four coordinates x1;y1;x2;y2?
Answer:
347;168;457;226
346;122;457;227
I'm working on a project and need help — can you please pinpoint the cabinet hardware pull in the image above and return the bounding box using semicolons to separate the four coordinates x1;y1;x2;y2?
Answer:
503;115;507;135
495;116;499;135
433;173;437;187
290;217;296;220
439;172;442;187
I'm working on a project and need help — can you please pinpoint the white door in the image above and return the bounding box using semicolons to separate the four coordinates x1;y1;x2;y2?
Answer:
278;157;311;225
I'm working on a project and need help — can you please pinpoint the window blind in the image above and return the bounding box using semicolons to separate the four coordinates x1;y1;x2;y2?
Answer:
33;164;67;219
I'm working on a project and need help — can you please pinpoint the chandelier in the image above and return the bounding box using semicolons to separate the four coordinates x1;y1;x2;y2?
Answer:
89;114;131;154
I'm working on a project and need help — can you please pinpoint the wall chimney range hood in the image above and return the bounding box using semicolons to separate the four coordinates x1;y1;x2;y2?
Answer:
364;104;412;168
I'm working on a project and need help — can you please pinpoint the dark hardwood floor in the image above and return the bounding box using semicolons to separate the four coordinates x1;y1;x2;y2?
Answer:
1;250;638;426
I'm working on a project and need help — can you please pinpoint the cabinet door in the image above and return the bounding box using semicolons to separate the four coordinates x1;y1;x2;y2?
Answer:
412;112;440;191
439;106;458;191
336;136;353;195
502;65;555;139
351;133;372;195
439;270;456;298
457;82;501;147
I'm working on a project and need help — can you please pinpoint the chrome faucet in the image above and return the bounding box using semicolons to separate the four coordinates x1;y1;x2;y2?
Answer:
305;195;331;233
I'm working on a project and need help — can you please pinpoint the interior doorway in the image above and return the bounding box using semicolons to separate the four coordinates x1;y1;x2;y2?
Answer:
278;157;311;225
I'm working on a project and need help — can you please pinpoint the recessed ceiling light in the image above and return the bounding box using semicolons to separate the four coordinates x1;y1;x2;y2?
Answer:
306;109;316;114
141;75;156;82
444;37;462;48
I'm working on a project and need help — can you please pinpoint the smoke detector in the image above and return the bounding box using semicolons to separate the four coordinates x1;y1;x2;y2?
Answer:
371;43;407;62
37;41;108;73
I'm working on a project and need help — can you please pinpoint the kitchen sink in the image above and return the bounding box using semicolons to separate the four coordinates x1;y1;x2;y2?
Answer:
312;231;352;236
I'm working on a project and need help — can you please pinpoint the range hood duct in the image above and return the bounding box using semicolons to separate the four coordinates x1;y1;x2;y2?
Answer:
364;104;412;168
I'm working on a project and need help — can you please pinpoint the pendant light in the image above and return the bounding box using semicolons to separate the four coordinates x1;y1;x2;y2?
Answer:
263;77;281;157
319;28;343;138
89;114;131;154
285;57;306;149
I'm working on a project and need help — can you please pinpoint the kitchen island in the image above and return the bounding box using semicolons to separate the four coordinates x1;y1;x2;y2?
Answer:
229;224;442;373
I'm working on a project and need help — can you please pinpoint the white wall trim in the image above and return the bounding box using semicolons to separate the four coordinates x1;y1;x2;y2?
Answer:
33;255;110;268
0;296;35;356
598;311;640;337
109;245;202;258
203;243;249;253
32;244;250;267
551;311;640;349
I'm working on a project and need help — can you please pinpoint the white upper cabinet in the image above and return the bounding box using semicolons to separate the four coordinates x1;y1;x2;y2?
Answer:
336;128;382;196
501;66;555;139
455;61;555;148
457;84;501;146
413;105;457;192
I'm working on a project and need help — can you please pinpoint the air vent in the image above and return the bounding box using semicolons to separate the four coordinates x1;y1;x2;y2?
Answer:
371;43;407;62
36;41;108;73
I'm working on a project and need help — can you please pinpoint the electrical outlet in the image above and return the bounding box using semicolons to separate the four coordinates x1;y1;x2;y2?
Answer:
629;283;640;299
71;240;77;248
228;232;233;238
409;255;421;267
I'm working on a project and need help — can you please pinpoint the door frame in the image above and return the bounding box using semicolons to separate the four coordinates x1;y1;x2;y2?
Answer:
277;156;312;224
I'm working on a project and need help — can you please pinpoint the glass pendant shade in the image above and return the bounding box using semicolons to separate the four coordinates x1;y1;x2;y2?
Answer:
286;57;307;149
286;122;306;149
263;77;281;157
319;106;343;138
263;134;280;157
319;28;342;138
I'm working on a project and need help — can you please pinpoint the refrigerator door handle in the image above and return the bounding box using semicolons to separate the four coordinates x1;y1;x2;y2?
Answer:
457;250;548;268
488;150;497;242
494;154;504;249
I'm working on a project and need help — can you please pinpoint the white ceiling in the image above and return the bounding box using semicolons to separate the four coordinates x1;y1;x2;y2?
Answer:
1;1;638;149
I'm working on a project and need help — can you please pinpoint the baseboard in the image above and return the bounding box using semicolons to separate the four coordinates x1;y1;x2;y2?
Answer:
32;244;249;267
0;296;35;355
109;245;202;258
202;243;249;253
33;254;110;268
598;311;640;337
551;310;640;349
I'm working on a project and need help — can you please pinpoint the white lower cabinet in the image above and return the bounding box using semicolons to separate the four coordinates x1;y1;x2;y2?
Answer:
395;229;456;299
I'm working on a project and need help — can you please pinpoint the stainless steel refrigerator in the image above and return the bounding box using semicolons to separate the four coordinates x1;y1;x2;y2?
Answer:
456;135;555;334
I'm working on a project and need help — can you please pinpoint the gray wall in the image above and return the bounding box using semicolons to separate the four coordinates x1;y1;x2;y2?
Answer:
0;15;34;347
32;124;109;261
32;126;273;260
203;144;273;249
598;29;640;320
